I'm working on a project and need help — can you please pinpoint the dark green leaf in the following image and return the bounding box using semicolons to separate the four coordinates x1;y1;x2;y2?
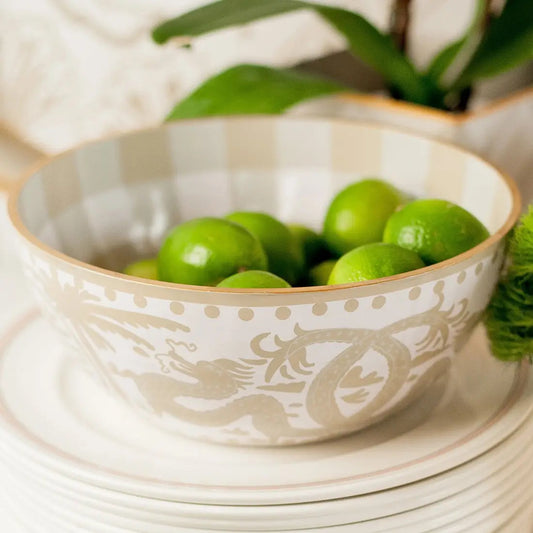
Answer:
426;0;486;86
311;6;429;104
426;39;466;83
152;0;301;44
166;64;347;120
453;0;533;89
153;0;431;105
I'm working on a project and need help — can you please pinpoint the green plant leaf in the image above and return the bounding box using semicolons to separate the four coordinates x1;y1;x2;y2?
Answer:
453;0;533;90
311;5;429;103
425;0;487;87
425;39;466;84
152;0;302;44
152;0;431;104
166;64;347;120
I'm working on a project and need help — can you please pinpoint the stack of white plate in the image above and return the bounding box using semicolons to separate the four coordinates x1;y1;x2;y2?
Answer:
0;292;533;532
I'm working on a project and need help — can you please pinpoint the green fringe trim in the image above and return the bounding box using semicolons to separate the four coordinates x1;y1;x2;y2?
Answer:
484;207;533;362
510;206;533;266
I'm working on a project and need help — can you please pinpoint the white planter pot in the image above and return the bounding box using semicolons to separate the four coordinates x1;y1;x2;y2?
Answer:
294;88;533;205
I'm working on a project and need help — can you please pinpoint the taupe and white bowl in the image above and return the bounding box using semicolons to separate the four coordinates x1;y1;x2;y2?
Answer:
8;117;520;446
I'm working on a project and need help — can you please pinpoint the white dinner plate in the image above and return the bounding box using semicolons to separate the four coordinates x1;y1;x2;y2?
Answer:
3;435;533;533
0;310;531;507
3;405;533;531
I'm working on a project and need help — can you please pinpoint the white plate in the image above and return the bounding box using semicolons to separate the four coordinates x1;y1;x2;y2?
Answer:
4;430;533;533
0;480;25;533
3;405;533;531
421;465;533;533
479;500;533;533
0;310;531;507
3;439;532;532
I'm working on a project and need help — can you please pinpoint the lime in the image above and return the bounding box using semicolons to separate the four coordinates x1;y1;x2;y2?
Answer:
323;178;403;256
158;217;267;286
288;223;330;268
226;212;304;285
217;270;291;289
123;258;158;280
383;199;490;264
328;242;424;284
308;259;337;286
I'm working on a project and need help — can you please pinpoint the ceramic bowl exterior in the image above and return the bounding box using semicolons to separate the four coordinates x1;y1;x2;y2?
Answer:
9;117;520;445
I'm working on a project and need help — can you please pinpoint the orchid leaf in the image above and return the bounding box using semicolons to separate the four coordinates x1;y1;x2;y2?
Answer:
426;39;466;84
425;0;487;87
453;0;533;90
153;0;431;104
166;64;347;120
152;0;302;44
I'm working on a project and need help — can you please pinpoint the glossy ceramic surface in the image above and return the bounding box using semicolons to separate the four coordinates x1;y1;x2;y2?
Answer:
0;312;530;508
8;118;520;445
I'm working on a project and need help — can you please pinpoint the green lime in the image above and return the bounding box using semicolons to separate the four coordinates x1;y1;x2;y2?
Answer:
158;217;267;286
308;259;337;286
217;270;291;288
288;223;330;268
328;242;425;284
123;258;158;280
323;178;404;256
383;199;490;264
226;211;304;285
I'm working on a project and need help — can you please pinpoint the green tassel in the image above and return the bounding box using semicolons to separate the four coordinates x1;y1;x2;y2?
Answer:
510;206;533;267
485;207;533;362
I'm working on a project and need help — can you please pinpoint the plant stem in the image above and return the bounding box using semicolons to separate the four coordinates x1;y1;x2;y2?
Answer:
457;0;494;111
456;86;473;112
390;0;412;54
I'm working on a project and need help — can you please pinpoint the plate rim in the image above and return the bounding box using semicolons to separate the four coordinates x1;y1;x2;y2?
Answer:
2;418;533;529
3;430;533;532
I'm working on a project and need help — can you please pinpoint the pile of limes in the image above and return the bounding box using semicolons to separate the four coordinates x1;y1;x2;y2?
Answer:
122;178;489;288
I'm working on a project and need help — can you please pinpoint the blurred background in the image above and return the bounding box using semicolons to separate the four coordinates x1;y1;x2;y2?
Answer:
0;1;529;149
0;0;532;188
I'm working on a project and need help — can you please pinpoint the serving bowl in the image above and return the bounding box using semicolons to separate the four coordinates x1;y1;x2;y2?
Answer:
8;116;520;446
